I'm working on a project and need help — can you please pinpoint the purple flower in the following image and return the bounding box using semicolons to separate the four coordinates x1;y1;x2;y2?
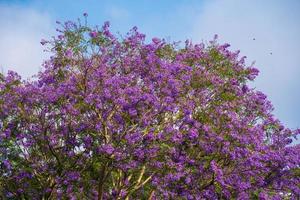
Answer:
242;84;248;94
0;129;11;139
6;192;13;198
101;144;114;155
17;188;24;194
58;35;64;40
40;39;47;45
83;135;92;147
185;177;191;184
65;49;73;58
1;19;298;199
67;171;80;181
128;108;137;116
214;34;218;40
188;128;198;139
152;37;161;44
89;31;98;38
3;160;11;170
247;67;259;80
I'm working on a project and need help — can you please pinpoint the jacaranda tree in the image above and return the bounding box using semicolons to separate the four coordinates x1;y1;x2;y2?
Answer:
0;16;299;199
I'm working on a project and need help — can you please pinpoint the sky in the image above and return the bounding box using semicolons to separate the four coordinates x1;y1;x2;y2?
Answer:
0;0;299;131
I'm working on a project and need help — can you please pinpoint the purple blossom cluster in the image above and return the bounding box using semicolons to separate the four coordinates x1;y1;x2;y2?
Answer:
0;18;299;199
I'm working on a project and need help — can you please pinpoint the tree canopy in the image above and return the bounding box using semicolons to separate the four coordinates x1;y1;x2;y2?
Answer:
0;16;299;199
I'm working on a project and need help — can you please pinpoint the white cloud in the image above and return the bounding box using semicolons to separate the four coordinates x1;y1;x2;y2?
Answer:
104;5;130;21
0;5;54;79
191;0;300;128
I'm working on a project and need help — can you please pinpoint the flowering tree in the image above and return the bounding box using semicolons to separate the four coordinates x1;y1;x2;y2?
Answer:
0;16;299;199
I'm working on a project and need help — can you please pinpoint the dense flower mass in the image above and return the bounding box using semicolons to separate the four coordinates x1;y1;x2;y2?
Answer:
0;17;299;199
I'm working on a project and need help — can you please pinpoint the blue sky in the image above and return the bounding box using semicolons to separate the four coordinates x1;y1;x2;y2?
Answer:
0;0;300;131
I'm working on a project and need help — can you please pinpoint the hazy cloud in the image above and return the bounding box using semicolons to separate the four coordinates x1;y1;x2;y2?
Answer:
104;5;130;20
0;5;54;79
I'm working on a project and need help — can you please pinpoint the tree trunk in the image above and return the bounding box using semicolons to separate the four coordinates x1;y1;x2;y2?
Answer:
98;164;107;200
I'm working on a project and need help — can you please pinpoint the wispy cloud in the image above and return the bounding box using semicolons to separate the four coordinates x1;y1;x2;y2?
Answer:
191;0;300;128
104;5;130;21
0;5;54;79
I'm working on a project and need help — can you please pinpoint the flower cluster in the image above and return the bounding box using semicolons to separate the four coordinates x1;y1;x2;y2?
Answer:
0;17;299;199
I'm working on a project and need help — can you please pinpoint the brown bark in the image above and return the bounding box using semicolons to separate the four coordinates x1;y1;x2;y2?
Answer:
98;164;107;200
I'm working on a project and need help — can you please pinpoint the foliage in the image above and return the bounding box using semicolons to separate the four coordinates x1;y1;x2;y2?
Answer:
0;16;299;199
